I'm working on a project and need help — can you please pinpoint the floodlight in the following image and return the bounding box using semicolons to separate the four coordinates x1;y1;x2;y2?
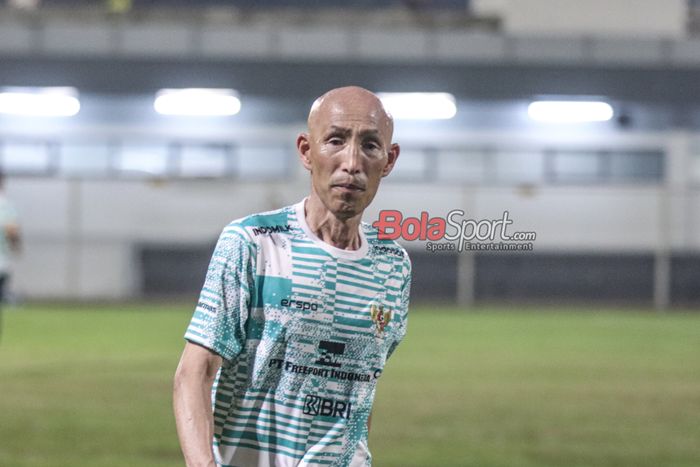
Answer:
527;100;614;123
0;87;80;117
154;88;241;116
377;92;457;120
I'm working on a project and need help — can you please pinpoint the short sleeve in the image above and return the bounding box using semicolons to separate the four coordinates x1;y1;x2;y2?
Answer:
387;255;411;360
185;226;255;360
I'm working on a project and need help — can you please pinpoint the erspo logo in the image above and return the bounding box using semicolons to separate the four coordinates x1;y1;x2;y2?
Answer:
280;298;319;311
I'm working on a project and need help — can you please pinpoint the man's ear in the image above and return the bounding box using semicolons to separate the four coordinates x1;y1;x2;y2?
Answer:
297;133;312;171
381;143;400;177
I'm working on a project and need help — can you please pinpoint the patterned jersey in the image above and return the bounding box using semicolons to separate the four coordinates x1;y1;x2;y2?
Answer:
185;199;411;467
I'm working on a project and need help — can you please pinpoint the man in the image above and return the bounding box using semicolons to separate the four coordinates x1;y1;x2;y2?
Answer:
0;172;19;342
173;86;411;467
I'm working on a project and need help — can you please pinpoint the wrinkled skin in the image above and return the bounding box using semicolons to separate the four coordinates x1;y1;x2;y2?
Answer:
297;86;400;249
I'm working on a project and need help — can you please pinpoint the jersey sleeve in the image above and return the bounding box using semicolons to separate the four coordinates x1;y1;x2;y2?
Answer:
185;226;255;360
387;254;411;360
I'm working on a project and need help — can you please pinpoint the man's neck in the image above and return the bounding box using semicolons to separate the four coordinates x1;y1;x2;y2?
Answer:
304;196;362;251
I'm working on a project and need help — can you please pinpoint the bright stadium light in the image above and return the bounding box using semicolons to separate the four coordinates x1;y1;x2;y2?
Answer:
0;87;80;117
528;100;614;123
377;92;457;120
154;88;241;116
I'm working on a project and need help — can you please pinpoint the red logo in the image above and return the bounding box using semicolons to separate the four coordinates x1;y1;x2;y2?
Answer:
371;210;446;241
370;304;392;334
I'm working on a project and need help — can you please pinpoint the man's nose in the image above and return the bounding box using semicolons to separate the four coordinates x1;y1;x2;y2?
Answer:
340;140;362;174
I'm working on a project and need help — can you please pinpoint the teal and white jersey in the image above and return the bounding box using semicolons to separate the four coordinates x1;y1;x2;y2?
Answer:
185;199;411;467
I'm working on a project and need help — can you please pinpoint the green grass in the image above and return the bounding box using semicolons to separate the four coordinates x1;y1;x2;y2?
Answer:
1;304;699;467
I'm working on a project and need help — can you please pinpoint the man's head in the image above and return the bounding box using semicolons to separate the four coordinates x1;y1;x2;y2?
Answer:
297;86;400;221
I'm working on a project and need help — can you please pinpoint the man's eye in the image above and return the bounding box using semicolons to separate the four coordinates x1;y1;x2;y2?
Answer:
328;138;343;145
364;142;380;151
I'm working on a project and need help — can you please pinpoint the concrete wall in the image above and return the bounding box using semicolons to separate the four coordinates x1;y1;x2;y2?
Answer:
472;0;687;38
6;129;700;301
1;7;699;68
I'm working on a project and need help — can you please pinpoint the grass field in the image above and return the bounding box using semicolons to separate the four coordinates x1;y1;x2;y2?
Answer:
1;304;699;467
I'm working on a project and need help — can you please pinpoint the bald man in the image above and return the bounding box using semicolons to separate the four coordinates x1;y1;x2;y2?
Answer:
174;87;412;467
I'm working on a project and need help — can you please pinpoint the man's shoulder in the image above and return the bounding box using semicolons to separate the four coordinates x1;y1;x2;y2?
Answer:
222;204;296;244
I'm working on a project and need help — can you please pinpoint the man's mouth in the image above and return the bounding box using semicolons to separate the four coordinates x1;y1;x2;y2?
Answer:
331;182;365;192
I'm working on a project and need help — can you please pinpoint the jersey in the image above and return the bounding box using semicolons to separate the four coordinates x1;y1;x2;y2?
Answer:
185;199;411;467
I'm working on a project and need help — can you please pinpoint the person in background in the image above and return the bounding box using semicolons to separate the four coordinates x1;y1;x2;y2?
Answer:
0;172;20;342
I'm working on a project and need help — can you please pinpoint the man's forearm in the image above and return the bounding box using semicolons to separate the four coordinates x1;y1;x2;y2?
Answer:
173;364;217;466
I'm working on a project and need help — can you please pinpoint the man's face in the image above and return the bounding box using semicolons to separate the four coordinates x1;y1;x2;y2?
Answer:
298;92;399;220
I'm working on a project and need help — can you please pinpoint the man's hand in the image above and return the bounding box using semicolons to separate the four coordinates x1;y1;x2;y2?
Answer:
173;342;223;467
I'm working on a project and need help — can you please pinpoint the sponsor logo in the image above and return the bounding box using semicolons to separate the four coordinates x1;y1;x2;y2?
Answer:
197;302;217;313
303;395;352;419
268;358;379;382
370;304;392;334
280;298;319;311
315;340;345;368
373;245;405;258
252;224;292;236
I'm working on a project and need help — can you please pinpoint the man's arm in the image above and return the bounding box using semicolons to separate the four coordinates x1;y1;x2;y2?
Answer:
173;342;223;467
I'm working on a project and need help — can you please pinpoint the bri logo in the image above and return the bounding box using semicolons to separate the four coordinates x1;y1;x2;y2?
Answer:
303;395;352;420
252;224;291;236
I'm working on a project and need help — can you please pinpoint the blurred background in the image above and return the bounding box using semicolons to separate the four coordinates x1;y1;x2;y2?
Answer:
2;0;700;308
1;1;699;467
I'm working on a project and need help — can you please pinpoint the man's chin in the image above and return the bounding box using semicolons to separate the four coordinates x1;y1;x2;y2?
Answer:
331;198;365;220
